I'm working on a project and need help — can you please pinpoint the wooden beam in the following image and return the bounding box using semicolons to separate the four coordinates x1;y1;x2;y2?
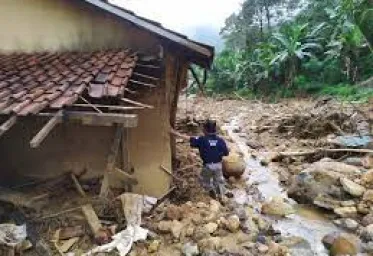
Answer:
30;110;63;148
100;126;123;198
189;66;205;95
129;79;157;88
136;63;161;69
39;111;138;127
71;174;86;197
133;72;160;81
121;98;154;109
72;104;145;111
124;88;137;94
81;204;102;237
0;115;17;137
79;95;103;114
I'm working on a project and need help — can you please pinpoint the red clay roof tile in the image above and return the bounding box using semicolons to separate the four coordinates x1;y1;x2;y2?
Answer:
0;50;136;115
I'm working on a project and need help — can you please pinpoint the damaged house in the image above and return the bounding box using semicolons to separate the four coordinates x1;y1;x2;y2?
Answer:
0;0;214;197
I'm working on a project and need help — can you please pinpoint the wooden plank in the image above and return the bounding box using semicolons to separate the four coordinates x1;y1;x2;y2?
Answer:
81;204;102;237
100;126;123;198
113;167;138;185
30;110;63;148
38;111;138;127
71;174;86;197
0;115;17;137
133;72;160;81
121;98;154;109
73;104;145;111
129;79;157;88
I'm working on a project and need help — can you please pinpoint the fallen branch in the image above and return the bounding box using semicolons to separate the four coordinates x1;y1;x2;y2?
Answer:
274;148;373;160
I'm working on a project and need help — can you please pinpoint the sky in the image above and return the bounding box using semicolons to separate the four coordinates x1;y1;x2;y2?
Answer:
109;0;242;34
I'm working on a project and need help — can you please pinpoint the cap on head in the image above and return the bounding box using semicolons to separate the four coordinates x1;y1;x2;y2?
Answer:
203;119;217;134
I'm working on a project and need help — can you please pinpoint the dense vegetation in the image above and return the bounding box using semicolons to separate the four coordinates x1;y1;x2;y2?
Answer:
204;0;373;100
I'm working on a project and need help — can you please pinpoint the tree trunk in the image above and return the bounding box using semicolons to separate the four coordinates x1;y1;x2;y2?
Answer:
264;0;271;32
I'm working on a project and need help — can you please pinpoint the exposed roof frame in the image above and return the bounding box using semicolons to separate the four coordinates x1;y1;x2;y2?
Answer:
83;0;214;67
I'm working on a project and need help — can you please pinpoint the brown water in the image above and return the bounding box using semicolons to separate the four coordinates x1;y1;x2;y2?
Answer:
223;116;340;256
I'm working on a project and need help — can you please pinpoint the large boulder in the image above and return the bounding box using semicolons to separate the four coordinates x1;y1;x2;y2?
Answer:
222;154;246;178
330;234;359;256
288;160;361;203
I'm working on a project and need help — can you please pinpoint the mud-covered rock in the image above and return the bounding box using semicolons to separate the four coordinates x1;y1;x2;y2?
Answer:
334;207;357;217
222;154;246;178
361;170;373;186
261;197;295;217
340;177;366;197
330;235;358;256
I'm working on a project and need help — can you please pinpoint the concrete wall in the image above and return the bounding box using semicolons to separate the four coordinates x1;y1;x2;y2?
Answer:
0;0;160;53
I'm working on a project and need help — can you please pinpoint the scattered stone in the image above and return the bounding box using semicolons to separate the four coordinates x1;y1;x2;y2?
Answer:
362;213;373;227
158;221;172;233
334;218;359;231
330;235;358;256
182;243;199;256
209;200;221;213
340;200;356;207
196;202;208;209
203;223;218;234
147;240;161;253
257;243;269;253
198;237;222;252
313;194;341;210
334;206;357;217
322;233;338;249
171;220;184;239
224;215;240;233
362;155;373;169
340;177;366;197
362;170;373;186
361;224;373;241
362;241;373;253
363;190;373;202
358;202;370;214
261;197;295;216
193;226;210;240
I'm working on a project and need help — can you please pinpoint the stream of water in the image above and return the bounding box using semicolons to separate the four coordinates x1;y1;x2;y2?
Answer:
223;116;340;256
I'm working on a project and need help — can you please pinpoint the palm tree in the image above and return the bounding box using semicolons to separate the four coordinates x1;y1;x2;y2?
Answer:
269;23;323;88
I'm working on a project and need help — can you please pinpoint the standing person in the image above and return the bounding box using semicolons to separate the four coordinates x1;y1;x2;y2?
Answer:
171;120;229;200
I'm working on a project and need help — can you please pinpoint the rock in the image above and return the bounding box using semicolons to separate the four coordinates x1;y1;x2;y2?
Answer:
196;202;208;209
193;226;210;240
362;241;373;253
361;224;373;241
203;223;218;234
362;213;373;226
313;194;341;210
340;177;366;197
334;218;359;231
209;200;221;213
158;221;172;233
257;243;269;253
288;161;354;202
147;240;161;253
198;237;222;252
222;154;246;178
330;235;358;256
322;233;338;249
166;205;182;220
363;155;373;169
261;197;295;216
267;241;289;256
334;207;357;217
171;220;184;239
340;200;356;207
362;170;373;186
182;243;199;256
358;202;370;214
363;190;373;202
224;215;240;233
343;157;363;167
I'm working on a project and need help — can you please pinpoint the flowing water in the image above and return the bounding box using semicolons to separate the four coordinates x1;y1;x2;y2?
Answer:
223;116;340;256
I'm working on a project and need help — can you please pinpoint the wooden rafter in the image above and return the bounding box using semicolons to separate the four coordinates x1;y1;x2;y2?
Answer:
121;98;154;109
129;79;157;88
30;110;63;148
38;111;138;127
0;115;17;137
133;72;160;81
73;104;145;111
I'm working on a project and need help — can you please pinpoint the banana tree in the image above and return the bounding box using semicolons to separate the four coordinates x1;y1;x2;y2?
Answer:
269;23;323;88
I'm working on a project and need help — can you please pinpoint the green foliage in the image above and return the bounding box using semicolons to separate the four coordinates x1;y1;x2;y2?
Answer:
205;0;373;100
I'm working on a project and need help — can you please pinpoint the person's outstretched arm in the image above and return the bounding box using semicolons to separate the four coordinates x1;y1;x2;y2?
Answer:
170;128;190;140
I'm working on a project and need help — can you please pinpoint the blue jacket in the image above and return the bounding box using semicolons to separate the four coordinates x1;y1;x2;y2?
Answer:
190;134;229;165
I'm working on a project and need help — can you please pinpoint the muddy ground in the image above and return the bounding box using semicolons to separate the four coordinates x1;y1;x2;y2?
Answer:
1;96;372;256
